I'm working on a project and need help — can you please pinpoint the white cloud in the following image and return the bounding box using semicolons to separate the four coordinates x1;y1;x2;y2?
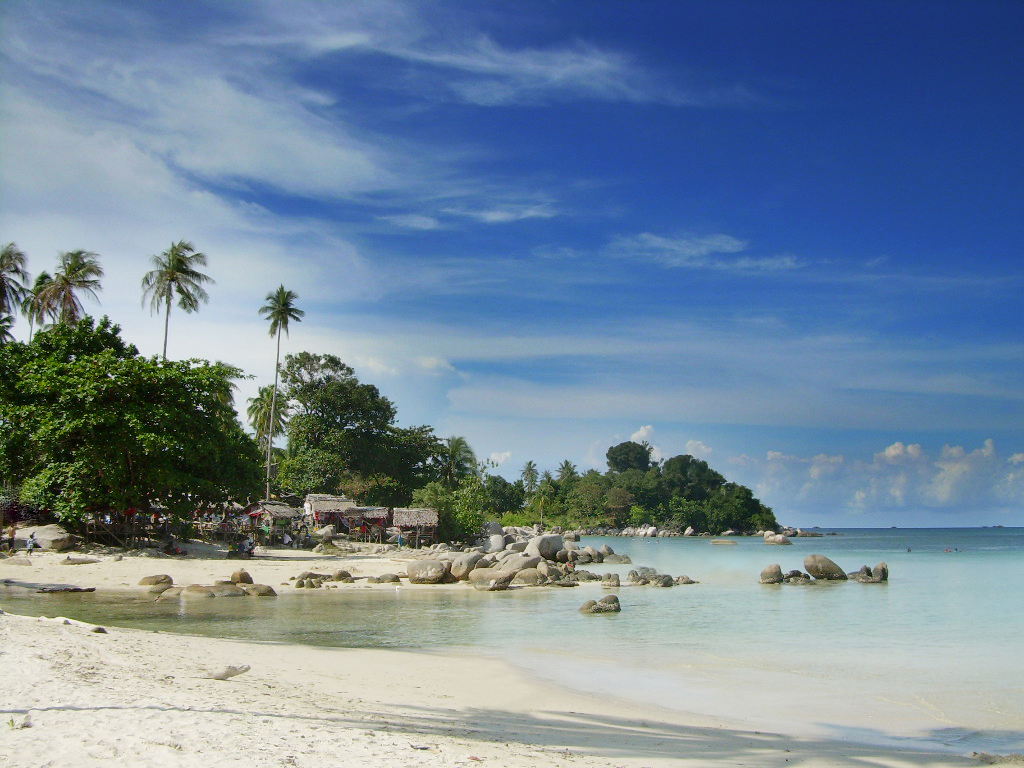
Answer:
684;440;714;458
738;439;1024;520
380;214;443;230
445;204;557;224
489;451;512;467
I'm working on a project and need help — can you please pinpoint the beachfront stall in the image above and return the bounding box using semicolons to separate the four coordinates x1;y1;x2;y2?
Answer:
392;507;439;548
245;500;303;546
303;494;356;529
337;507;390;543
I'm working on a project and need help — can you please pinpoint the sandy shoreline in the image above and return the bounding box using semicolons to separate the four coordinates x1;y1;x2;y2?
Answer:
0;545;990;766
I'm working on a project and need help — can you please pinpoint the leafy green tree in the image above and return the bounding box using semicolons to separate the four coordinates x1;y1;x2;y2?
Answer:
258;285;304;499
482;474;525;516
606;440;653;473
37;250;103;324
277;352;439;505
0;243;29;317
141;240;214;359
0;317;262;522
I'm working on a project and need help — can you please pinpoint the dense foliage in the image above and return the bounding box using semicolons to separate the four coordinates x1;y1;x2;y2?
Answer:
276;352;442;507
495;441;776;533
0;317;262;521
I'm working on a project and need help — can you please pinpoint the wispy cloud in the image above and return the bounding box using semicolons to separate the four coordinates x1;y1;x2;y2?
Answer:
606;232;800;272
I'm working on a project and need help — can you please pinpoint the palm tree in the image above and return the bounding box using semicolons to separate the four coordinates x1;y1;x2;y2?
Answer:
37;250;103;325
521;460;539;497
557;459;578;482
21;271;54;341
438;436;477;489
0;315;14;346
0;243;29;318
141;240;214;359
247;384;288;454
258;285;304;499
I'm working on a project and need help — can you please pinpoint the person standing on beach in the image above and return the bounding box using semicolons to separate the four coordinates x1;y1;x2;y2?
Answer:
26;532;38;555
4;524;15;552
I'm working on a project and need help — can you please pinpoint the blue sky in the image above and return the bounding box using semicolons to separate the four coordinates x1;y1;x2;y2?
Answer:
1;1;1022;527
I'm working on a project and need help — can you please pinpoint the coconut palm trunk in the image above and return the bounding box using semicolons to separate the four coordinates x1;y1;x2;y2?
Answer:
266;325;283;500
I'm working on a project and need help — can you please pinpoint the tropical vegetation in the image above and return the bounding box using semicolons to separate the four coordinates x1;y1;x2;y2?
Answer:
0;240;776;539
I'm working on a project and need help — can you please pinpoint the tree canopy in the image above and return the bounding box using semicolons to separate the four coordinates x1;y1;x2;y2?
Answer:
0;317;262;521
275;352;441;506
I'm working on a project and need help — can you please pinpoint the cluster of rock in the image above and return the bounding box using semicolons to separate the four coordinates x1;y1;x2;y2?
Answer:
760;555;889;585
289;569;356;588
139;570;277;598
580;595;621;613
389;529;634;591
623;566;698;587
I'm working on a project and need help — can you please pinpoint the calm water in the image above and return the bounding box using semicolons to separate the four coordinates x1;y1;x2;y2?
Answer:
4;527;1022;753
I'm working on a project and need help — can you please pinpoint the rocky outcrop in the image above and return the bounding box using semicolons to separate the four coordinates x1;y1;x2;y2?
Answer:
850;562;888;583
524;533;564;560
762;557;889;585
580;595;621;614
763;532;792;545
230;570;253;584
804;554;848;580
467;569;516;591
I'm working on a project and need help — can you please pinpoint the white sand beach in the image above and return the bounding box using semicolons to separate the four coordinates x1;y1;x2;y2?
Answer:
0;546;990;767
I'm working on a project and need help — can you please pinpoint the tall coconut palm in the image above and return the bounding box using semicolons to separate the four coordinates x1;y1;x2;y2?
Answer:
520;460;539;497
141;240;214;359
557;459;578;482
258;285;304;499
247;384;288;455
438;436;477;489
21;271;54;341
0;242;29;317
37;250;103;325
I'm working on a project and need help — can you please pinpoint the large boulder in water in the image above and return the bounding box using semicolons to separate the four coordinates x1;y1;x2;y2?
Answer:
467;569;516;591
580;595;621;614
804;554;848;581
525;533;563;561
760;564;784;584
241;583;277;596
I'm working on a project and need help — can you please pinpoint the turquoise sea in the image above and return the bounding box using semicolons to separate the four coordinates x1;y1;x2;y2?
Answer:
3;527;1022;754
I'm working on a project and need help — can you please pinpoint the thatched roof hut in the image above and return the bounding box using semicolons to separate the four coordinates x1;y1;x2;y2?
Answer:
304;494;356;524
392;507;439;527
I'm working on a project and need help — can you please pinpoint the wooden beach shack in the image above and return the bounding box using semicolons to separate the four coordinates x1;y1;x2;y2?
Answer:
392;507;439;548
246;500;302;545
303;494;356;529
333;506;389;542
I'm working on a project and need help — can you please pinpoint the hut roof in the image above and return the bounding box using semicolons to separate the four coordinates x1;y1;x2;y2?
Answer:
304;494;356;515
345;506;389;522
248;501;302;519
393;507;439;526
